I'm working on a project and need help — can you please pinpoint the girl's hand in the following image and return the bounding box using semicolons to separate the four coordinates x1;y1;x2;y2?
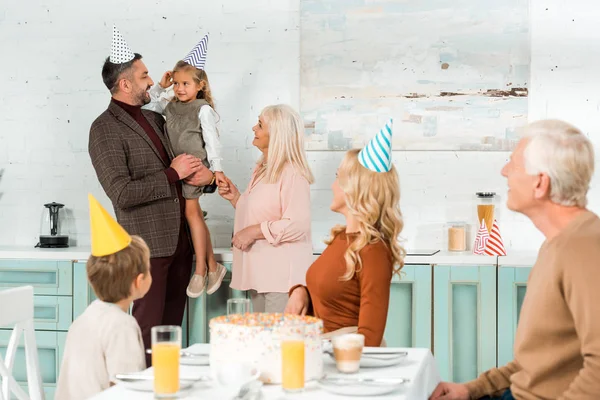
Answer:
159;71;173;89
218;176;240;202
214;171;227;186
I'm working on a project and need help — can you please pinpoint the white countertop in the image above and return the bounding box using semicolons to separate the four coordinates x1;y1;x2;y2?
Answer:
497;251;539;267
0;246;234;262
0;246;526;266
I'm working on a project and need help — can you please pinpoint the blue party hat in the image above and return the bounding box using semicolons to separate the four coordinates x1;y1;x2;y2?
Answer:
358;119;393;172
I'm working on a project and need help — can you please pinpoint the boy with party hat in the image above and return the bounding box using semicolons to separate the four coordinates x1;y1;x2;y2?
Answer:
55;194;150;400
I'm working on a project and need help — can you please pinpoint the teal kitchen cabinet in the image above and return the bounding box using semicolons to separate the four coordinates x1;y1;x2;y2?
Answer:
73;261;97;320
433;264;497;382
0;330;66;400
384;264;432;349
497;266;531;366
0;260;72;296
187;262;248;344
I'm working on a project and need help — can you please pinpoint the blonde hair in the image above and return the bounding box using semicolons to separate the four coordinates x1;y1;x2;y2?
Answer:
327;149;405;281
86;235;150;303
523;119;594;207
256;104;314;184
172;61;216;110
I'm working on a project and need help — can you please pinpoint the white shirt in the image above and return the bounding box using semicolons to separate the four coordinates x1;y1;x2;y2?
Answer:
144;84;223;172
55;300;145;400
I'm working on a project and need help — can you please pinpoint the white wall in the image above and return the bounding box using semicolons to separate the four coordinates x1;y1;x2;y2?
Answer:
0;0;599;252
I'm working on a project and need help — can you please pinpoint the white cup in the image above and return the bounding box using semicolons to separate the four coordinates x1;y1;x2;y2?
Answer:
214;362;260;396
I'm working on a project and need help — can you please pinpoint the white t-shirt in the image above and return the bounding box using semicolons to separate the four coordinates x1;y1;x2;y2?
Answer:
55;300;145;400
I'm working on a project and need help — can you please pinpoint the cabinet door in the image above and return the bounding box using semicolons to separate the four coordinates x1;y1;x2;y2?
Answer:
0;260;72;296
384;264;432;349
433;265;497;382
0;330;66;400
72;261;97;320
32;295;73;331
497;267;531;366
188;263;247;344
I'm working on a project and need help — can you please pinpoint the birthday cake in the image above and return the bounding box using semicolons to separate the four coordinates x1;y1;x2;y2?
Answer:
209;313;324;384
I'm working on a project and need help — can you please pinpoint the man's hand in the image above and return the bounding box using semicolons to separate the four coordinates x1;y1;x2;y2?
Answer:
184;166;214;187
170;154;202;179
159;71;173;89
429;382;470;400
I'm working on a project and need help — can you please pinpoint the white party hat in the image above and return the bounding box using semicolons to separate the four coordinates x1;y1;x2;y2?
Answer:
110;25;135;64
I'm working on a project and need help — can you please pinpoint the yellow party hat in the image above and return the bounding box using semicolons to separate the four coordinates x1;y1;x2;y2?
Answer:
88;194;132;256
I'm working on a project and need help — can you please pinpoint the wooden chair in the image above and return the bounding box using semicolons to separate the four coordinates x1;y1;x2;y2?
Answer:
0;286;44;400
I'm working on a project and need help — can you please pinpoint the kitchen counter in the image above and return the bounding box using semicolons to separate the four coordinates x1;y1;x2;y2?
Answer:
497;251;539;267
0;245;527;266
0;246;235;262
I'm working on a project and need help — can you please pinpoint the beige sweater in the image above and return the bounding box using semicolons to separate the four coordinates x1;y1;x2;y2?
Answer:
466;211;600;399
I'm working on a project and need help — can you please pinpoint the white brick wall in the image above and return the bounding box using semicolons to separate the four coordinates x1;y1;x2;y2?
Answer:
0;0;599;253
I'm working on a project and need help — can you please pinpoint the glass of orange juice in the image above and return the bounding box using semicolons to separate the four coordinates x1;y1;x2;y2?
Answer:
280;322;305;393
151;325;181;398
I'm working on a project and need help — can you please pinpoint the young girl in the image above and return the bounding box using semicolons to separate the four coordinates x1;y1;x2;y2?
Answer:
146;34;227;298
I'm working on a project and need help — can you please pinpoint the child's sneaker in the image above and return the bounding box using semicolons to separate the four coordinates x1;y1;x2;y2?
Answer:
206;263;227;295
186;272;207;298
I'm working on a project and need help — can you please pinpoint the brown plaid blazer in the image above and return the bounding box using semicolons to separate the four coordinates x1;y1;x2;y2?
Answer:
89;101;182;258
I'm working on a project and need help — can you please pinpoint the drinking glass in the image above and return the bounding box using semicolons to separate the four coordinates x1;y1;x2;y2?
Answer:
280;322;305;393
227;298;251;316
151;325;181;398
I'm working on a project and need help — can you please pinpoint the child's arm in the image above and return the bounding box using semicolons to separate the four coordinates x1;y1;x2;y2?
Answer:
143;71;174;115
199;105;224;183
106;322;146;382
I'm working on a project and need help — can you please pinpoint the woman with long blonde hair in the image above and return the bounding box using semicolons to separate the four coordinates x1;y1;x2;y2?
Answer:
285;121;405;346
218;104;314;313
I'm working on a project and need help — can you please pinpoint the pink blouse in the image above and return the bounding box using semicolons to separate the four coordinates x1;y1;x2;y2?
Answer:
231;163;312;293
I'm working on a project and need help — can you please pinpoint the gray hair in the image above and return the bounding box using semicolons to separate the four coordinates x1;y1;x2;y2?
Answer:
523;119;594;207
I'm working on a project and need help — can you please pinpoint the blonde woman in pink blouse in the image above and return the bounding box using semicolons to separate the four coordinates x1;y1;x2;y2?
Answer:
218;104;314;313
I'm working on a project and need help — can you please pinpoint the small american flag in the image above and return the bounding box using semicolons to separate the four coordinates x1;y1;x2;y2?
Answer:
484;219;507;256
473;219;490;255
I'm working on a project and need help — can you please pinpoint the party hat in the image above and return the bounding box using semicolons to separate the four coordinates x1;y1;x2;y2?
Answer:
110;25;135;64
88;194;131;256
358;118;393;173
183;33;209;70
473;219;490;255
484;219;507;256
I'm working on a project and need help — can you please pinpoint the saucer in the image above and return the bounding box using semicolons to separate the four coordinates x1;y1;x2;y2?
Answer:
317;375;408;396
114;373;205;392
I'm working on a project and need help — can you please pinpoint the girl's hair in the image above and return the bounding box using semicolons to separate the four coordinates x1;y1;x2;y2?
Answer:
326;149;406;281
172;60;215;110
256;104;314;185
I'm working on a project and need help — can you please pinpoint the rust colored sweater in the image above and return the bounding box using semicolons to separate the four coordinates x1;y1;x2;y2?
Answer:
466;211;600;399
298;232;393;347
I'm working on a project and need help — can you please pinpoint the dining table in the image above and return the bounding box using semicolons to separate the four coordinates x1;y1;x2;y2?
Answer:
90;343;441;399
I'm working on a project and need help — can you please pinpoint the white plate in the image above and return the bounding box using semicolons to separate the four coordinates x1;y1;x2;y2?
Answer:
114;375;203;392
324;346;408;368
360;347;408;368
317;376;407;396
180;349;210;366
